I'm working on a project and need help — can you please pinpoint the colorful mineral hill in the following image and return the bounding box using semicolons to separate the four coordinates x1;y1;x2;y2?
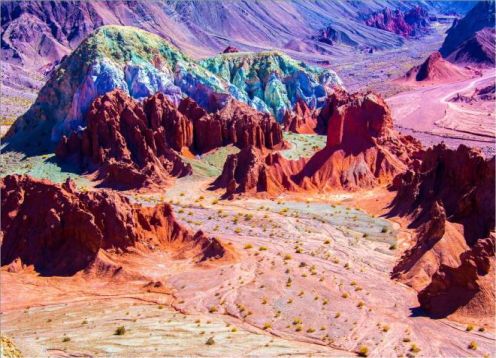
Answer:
5;25;342;153
6;25;229;149
200;51;343;121
1;2;495;357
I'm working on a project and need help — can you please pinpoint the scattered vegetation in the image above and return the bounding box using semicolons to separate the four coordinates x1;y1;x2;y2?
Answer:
358;345;369;357
114;326;126;336
410;343;420;353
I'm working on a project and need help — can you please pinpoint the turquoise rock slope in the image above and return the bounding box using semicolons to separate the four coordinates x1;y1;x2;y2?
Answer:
201;51;342;120
6;25;342;152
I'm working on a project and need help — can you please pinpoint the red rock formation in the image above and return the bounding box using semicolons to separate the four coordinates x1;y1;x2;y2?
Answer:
402;51;476;83
56;89;192;189
212;146;304;197
283;99;318;134
223;46;239;53
181;97;284;154
56;90;284;189
391;144;495;319
364;6;430;38
325;91;393;148
418;236;495;319
213;91;421;197
1;175;226;276
143;93;194;151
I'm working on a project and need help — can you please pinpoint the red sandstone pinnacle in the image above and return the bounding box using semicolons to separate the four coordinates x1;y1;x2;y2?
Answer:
213;91;421;197
390;144;495;319
1;175;226;276
325;91;393;148
283;99;318;134
143;93;194;151
56;89;192;189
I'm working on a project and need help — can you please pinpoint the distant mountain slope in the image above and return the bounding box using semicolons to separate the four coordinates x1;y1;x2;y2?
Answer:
446;28;496;67
439;0;495;59
1;0;474;76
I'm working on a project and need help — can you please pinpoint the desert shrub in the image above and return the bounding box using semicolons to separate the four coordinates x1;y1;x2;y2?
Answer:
358;345;368;357
410;343;420;353
114;326;126;336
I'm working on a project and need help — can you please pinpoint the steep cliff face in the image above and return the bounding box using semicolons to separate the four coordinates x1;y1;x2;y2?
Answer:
446;28;496;67
213;91;421;197
1;175;226;276
418;236;495;319
391;144;495;319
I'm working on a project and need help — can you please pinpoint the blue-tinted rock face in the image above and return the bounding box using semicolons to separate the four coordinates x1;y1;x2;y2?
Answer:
201;51;342;121
6;25;342;152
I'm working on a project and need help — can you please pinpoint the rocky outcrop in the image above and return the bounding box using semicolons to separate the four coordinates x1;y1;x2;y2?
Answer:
364;6;430;38
212;146;304;197
311;26;358;47
283;99;318;134
418;236;495;319
402;51;476;83
450;83;495;103
56;90;284;189
4;25;231;152
143;93;194;152
1;175;226;276
391;144;495;318
56;89;192;189
205;99;284;153
213;91;421;197
446;28;495;67
4;25;342;154
223;46;239;53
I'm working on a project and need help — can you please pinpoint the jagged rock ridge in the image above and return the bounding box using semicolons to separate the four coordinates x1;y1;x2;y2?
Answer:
391;144;495;319
1;175;226;276
56;89;284;189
